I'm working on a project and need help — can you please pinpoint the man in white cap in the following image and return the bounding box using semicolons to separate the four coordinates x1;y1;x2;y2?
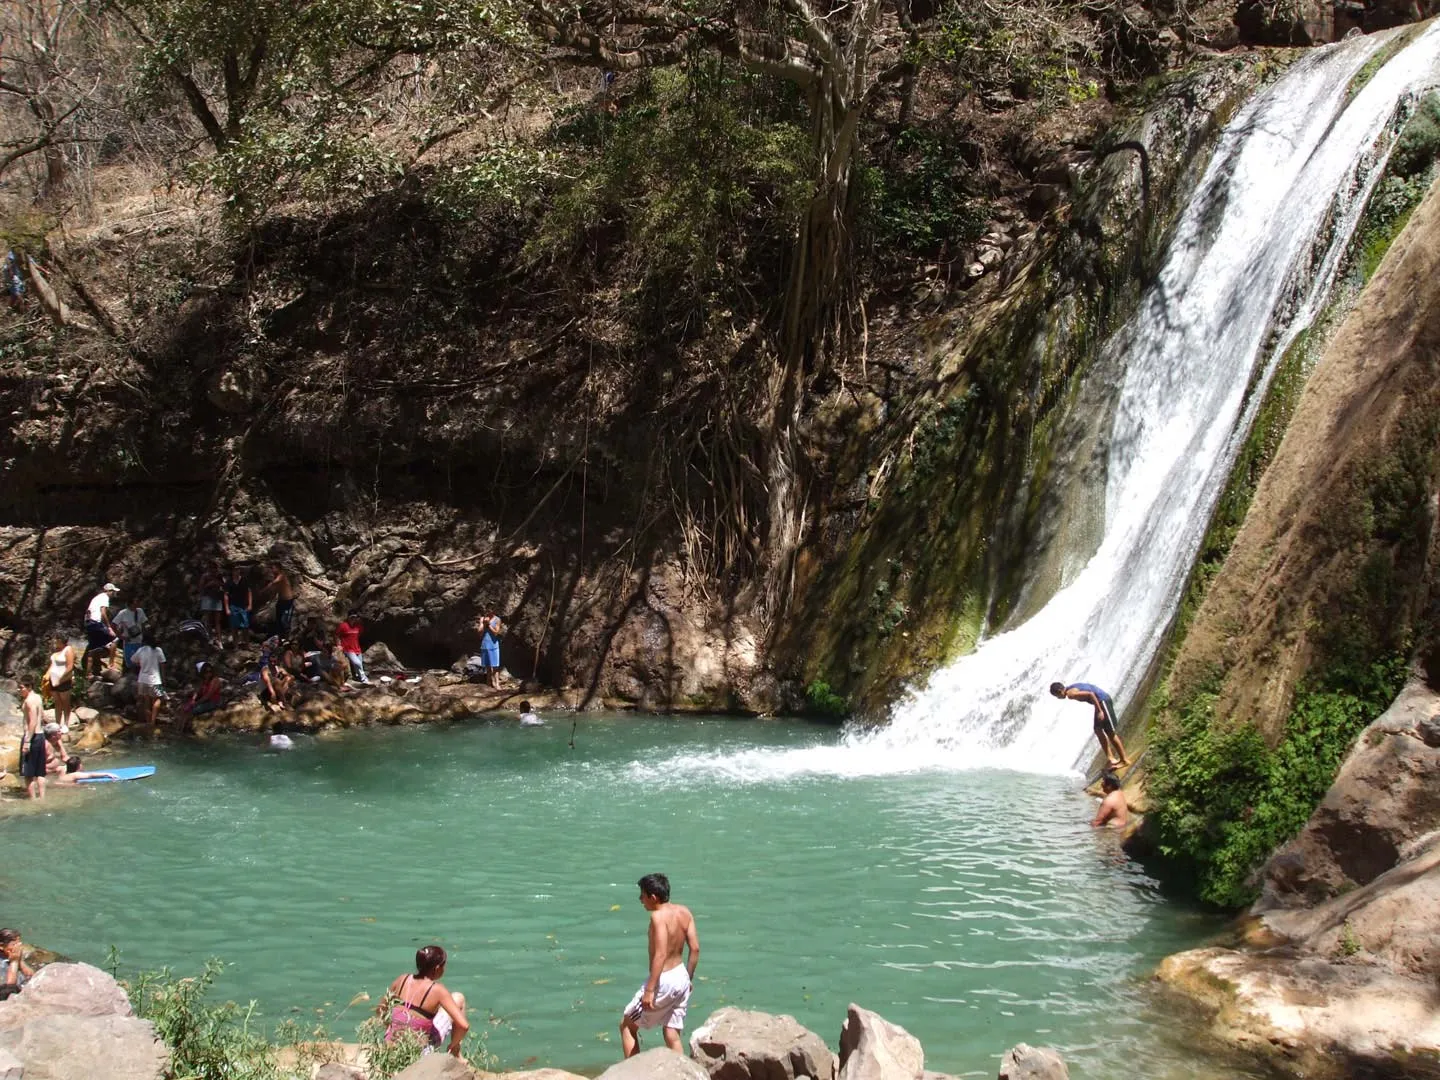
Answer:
83;582;119;677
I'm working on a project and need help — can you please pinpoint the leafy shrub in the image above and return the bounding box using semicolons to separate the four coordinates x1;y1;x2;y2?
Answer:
1149;656;1407;908
856;131;987;257
805;679;849;718
358;1016;428;1079
532;62;810;316
126;958;290;1080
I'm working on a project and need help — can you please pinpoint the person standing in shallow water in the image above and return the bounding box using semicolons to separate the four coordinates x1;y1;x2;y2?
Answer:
1091;770;1130;828
620;872;699;1058
1050;681;1130;768
18;676;47;800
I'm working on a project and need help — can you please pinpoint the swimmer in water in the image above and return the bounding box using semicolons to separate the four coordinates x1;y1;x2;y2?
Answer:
1091;771;1129;828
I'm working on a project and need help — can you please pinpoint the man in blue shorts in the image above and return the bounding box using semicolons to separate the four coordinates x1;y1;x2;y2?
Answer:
1050;681;1130;768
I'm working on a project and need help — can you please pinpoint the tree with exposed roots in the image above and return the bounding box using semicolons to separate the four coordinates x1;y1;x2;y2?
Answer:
529;0;919;614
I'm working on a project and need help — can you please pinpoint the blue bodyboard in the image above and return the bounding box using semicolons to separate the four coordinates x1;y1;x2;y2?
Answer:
76;765;157;784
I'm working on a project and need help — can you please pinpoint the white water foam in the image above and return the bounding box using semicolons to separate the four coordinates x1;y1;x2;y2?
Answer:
686;23;1440;785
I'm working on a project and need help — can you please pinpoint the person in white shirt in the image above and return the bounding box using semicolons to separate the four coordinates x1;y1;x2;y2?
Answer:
113;599;148;669
130;628;166;732
82;582;119;676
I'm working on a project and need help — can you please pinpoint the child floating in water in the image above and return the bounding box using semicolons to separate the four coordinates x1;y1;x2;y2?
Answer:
518;700;544;726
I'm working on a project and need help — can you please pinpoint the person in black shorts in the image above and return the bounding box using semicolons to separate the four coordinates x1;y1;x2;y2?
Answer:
1050;681;1130;768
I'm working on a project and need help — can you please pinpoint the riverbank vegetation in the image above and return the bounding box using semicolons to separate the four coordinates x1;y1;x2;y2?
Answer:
123;957;496;1079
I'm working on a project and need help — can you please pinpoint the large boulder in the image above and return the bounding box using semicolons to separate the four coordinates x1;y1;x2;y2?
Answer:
997;1044;1068;1080
0;963;167;1080
690;1007;835;1080
836;1006;922;1080
393;1054;480;1080
494;1070;591;1080
597;1048;710;1080
1257;682;1440;909
14;963;132;1018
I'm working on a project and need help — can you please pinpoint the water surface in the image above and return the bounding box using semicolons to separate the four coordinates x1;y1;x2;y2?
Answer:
5;717;1250;1077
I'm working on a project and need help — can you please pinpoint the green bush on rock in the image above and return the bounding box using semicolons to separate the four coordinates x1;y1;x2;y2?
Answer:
122;958;494;1080
1149;656;1407;908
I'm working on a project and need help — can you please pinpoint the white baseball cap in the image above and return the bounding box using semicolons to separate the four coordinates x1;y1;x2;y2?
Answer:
103;582;119;592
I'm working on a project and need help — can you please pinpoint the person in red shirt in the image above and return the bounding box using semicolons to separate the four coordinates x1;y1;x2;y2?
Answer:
336;612;368;684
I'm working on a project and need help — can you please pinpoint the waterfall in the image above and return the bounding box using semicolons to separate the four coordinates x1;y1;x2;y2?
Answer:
696;22;1440;783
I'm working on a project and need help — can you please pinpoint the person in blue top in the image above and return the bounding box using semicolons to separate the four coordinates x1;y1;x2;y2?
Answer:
479;610;505;689
1050;681;1130;769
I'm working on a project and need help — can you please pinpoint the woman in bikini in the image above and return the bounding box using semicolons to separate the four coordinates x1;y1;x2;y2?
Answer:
48;632;76;732
381;944;469;1057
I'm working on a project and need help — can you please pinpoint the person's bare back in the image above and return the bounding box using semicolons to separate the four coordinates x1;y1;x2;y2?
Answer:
649;901;695;972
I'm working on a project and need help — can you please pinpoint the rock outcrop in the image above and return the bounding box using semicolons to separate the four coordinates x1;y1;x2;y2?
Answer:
836;1005;923;1080
597;1048;710;1080
0;963;168;1080
997;1044;1068;1080
1257;680;1440;908
394;1055;479;1080
1157;683;1440;1077
690;1007;835;1080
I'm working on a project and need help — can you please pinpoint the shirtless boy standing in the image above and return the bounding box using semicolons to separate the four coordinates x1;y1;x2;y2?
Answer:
621;873;699;1058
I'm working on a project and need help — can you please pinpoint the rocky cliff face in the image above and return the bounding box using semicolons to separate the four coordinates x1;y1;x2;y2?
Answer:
1157;682;1440;1078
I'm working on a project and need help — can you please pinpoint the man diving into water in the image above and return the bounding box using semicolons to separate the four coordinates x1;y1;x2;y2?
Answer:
1050;681;1130;769
620;872;699;1058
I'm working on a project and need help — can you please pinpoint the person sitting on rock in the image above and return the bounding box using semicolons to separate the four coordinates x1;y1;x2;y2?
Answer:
181;663;224;732
381;945;469;1057
257;647;295;712
1091;771;1129;829
0;929;34;997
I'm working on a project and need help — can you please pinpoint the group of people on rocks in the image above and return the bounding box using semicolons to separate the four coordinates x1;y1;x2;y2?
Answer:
15;562;516;796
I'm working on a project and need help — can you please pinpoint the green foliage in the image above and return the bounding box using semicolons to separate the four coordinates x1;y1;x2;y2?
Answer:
123;959;495;1079
357;1016;427;1079
1353;92;1440;281
126;958;291;1080
918;1;1092;105
1336;920;1361;959
1149;656;1408;908
1389;91;1440;178
124;0;521;216
532;63;810;314
427;145;555;218
804;679;849;718
856;131;987;256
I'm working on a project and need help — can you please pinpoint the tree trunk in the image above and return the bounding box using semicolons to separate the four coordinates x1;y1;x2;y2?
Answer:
761;80;860;617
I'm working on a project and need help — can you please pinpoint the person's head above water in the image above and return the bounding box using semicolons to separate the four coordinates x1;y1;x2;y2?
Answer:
1099;770;1121;793
415;945;446;978
65;756;81;774
638;872;670;905
520;700;532;712
1049;682;1066;698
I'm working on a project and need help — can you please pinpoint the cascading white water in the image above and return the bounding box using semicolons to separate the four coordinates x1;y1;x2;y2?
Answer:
683;22;1440;784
